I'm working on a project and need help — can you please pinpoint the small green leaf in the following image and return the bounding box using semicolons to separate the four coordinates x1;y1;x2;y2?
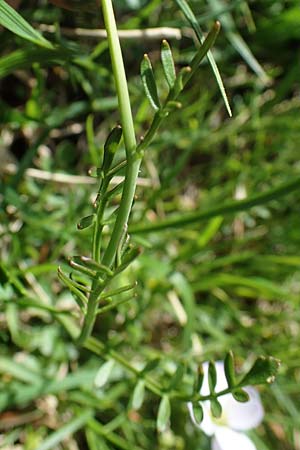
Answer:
103;182;124;202
141;54;161;111
192;403;204;425
210;398;222;418
114;246;142;275
238;356;280;387
94;360;115;388
77;214;95;230
208;361;217;393
232;388;250;403
57;267;88;311
100;282;136;300
141;358;160;374
157;395;171;432
194;364;204;392
104;125;122;153
132;380;145;410
106;160;127;179
165;100;182;113
224;351;236;388
86;114;99;167
168;363;185;390
76;256;113;276
88;167;102;178
0;1;53;48
69;258;97;279
161;40;176;88
172;66;191;97
96;293;136;316
102;125;122;174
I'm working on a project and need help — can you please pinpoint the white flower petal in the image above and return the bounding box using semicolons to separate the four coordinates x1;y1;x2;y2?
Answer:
187;401;216;435
212;427;257;450
190;361;264;436
226;387;264;430
201;362;228;396
200;401;217;436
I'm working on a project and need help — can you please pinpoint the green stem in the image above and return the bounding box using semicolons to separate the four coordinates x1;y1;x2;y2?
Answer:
88;418;144;450
57;313;237;404
78;0;142;344
57;313;164;397
77;289;101;345
100;0;141;269
85;337;163;397
137;110;166;153
92;177;109;262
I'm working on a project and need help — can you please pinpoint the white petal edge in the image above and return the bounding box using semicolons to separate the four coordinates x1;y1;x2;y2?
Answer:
187;401;216;436
212;427;257;450
226;387;264;430
201;361;228;396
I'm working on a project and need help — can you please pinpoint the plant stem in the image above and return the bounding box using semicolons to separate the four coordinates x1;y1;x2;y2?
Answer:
78;0;142;344
77;290;100;345
85;337;163;396
100;0;141;269
92;177;109;262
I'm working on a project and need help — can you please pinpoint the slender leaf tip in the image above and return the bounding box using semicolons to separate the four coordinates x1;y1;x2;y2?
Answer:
214;21;221;33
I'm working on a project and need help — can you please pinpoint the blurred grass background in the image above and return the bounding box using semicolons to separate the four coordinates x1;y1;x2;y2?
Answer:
0;0;300;448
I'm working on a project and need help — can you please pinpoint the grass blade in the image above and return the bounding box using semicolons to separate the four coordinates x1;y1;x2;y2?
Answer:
207;0;269;84
174;0;232;116
36;410;93;450
0;0;53;48
183;21;221;86
130;176;300;233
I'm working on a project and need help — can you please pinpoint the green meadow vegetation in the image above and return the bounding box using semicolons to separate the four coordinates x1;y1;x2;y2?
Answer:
0;0;299;448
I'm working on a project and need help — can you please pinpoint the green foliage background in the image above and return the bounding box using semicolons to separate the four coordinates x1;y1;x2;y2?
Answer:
0;0;300;448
